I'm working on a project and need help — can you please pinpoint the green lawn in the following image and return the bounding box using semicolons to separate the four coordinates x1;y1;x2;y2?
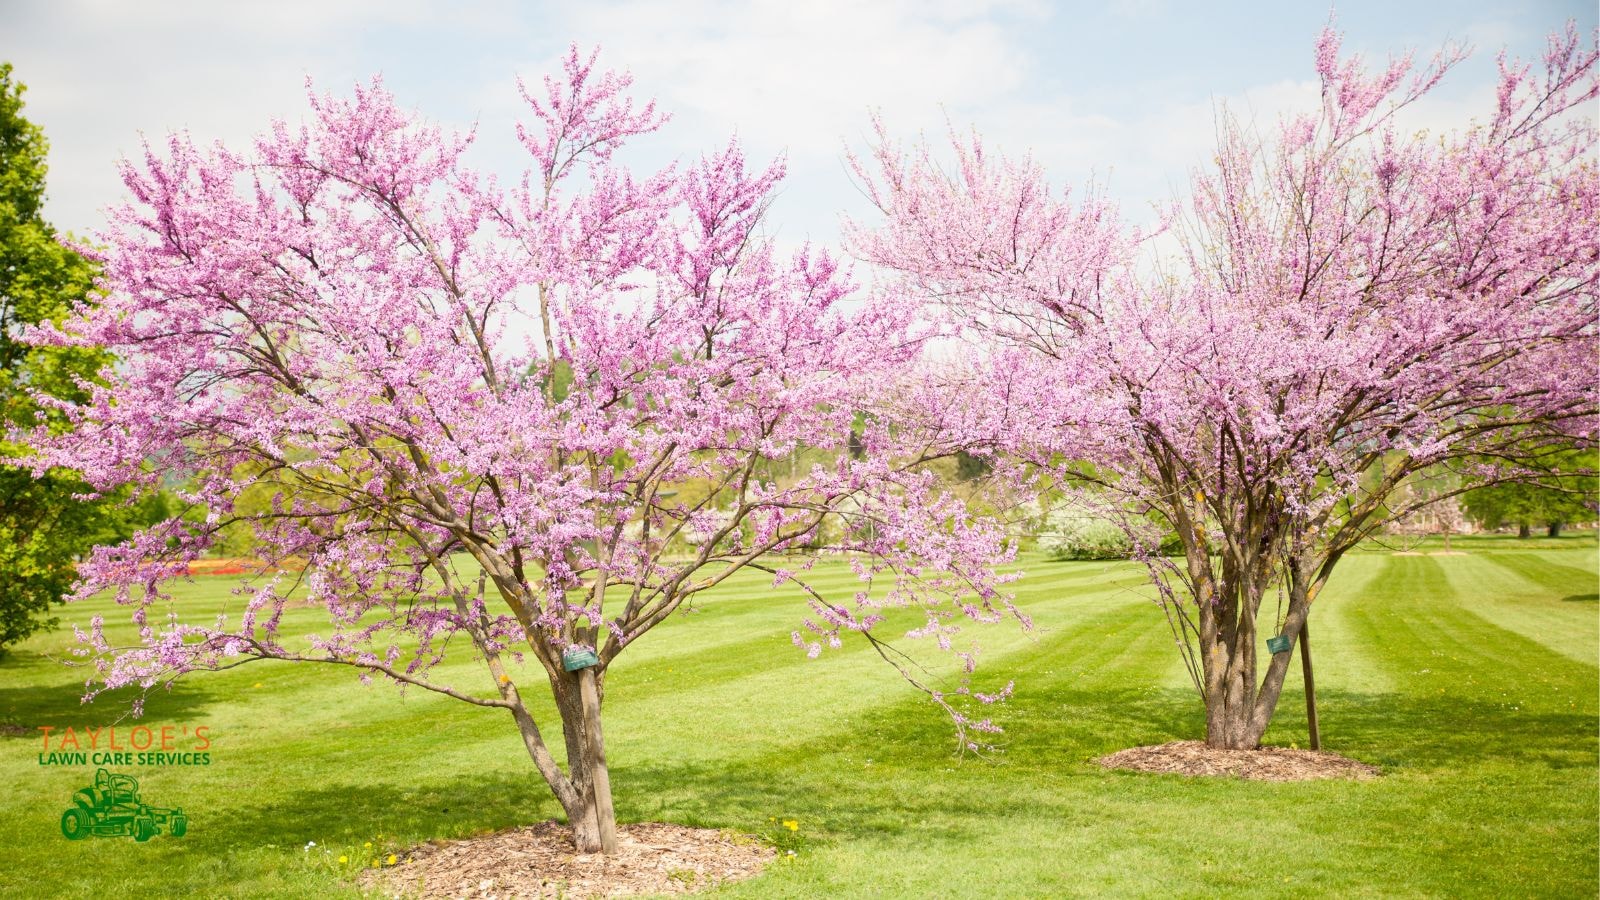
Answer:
1;535;1595;897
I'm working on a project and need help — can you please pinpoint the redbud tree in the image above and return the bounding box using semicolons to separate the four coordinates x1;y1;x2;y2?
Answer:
19;50;1020;852
851;25;1598;749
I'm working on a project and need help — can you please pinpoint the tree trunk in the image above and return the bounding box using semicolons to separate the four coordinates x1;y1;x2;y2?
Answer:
1518;523;1531;538
1205;689;1263;749
564;787;604;852
472;599;619;854
577;667;617;853
502;686;609;853
1196;560;1314;750
1200;595;1276;750
1547;522;1563;538
551;672;618;854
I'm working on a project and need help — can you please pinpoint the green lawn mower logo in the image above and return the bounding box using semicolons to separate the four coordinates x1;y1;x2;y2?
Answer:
60;768;188;841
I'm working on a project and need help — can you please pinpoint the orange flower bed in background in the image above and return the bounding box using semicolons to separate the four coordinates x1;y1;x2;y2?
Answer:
183;558;306;576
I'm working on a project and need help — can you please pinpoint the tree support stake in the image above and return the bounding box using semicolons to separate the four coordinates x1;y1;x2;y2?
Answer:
577;666;617;854
1301;622;1320;751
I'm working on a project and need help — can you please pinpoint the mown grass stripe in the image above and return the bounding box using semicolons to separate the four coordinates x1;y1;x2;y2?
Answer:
1436;553;1598;664
1477;550;1597;597
1321;553;1596;777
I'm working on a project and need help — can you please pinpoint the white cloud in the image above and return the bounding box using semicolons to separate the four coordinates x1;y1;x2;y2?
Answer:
547;0;1045;158
7;0;454;235
62;0;435;34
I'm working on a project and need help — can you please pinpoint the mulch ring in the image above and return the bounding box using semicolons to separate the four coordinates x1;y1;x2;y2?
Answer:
360;821;775;899
1098;741;1380;782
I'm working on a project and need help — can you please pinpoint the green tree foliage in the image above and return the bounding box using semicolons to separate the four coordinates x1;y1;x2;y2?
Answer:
954;449;992;482
0;63;126;652
1461;450;1599;538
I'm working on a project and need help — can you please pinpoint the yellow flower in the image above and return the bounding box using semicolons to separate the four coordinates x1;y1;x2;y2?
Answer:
386;854;398;866
370;859;379;868
338;855;348;864
364;842;373;848
782;820;798;832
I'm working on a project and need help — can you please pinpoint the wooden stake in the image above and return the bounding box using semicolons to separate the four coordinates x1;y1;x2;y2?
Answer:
1300;621;1320;751
577;667;618;854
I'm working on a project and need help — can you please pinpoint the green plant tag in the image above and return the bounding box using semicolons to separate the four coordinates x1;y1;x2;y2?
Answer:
562;647;599;672
1266;634;1292;654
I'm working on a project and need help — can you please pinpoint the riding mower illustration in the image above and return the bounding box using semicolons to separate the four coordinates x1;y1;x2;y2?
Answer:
60;768;188;841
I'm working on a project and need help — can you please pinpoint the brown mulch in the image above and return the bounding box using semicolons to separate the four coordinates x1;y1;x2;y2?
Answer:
360;821;775;899
1098;741;1380;782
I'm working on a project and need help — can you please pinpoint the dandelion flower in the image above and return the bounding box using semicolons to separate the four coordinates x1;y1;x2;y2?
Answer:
338;855;348;864
386;854;398;865
782;820;798;832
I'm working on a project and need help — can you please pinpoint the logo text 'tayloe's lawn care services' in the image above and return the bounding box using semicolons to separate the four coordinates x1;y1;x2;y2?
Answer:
59;768;188;841
37;725;212;767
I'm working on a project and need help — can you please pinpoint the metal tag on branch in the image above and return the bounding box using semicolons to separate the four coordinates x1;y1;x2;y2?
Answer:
1266;634;1292;655
562;647;599;672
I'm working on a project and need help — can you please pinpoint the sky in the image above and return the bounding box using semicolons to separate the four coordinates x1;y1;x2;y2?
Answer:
4;0;1595;249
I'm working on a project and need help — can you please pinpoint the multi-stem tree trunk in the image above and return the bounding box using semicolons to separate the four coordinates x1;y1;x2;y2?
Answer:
1192;552;1315;750
552;669;618;854
501;667;619;854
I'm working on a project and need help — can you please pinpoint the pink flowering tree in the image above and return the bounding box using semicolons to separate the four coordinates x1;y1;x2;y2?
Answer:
16;50;1021;852
851;24;1598;750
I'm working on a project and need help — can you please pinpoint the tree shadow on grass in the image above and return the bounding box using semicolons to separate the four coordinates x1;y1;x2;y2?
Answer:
205;762;1027;861
988;675;1595;777
206;769;569;852
0;675;218;735
1013;685;1208;755
195;685;1210;856
1293;688;1597;772
1560;593;1598;603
